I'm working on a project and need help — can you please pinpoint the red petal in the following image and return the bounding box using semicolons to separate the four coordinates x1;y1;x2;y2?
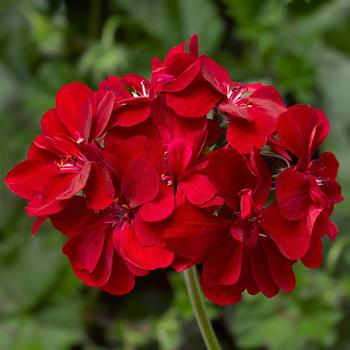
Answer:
202;240;243;287
164;205;227;261
56;162;92;200
248;245;279;298
118;224;173;270
189;34;199;56
277;105;330;168
179;173;220;207
200;55;231;94
200;276;242;306
262;238;295;292
161;56;201;92
166;80;222;117
168;138;192;178
91;90;114;138
276;169;311;220
139;184;175;222
207;148;256;208
50;197;96;237
84;162;115;210
73;231;115;288
111;100;150;127
226;114;274;153
262;206;313;260
40;109;69;137
301;233;323;268
63;221;107;273
31;216;47;236
99;75;130;98
5;159;58;200
121;159;159;208
56;82;93;139
102;252;135;296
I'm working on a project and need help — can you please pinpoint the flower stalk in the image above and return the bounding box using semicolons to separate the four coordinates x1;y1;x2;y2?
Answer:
184;266;222;350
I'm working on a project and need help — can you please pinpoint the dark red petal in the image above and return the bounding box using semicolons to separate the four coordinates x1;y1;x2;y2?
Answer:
189;34;199;56
168;138;192;178
63;222;107;273
73;231;114;288
200;276;242;306
207;148;256;207
277;105;330;168
262;238;295;292
26;198;66;217
121;159;159;208
276;169;311;220
133;211;169;246
317;152;340;179
84;162;115;210
200;55;231;94
249;85;286;114
248;245;279;298
202;240;243;287
226;115;272;153
161;56;201;92
111;100;150;127
249;149;272;206
262;206;315;260
119;224;173;270
31;216;47;236
5;159;58;200
179;173;220;207
50;197;96;237
78;100;93;141
99;75;130;98
102;252;135;296
166;80;222;117
56;82;93;138
104;135;164;178
40;108;69;137
56;162;92;200
164;205;227;261
139;184;175;222
301;233;323;268
91;90;114;138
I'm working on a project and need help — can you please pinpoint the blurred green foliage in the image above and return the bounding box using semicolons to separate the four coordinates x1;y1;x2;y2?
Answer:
0;0;350;349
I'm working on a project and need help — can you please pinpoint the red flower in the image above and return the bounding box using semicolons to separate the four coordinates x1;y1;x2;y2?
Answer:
49;136;175;295
201;55;286;153
4;36;343;304
275;105;343;238
163;148;304;304
99;74;151;127
151;35;223;117
5;82;115;217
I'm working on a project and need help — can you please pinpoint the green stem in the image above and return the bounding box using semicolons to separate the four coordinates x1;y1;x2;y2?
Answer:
183;266;222;350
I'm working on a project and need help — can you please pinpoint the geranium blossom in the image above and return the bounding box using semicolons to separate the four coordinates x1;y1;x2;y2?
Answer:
5;36;343;305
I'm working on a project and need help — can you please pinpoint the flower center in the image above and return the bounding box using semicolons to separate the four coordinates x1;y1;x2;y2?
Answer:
56;155;84;173
103;201;134;226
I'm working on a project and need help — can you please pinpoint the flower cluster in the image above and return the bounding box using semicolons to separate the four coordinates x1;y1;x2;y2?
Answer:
5;36;343;305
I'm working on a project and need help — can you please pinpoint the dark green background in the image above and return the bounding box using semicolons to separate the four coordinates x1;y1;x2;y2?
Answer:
0;0;349;349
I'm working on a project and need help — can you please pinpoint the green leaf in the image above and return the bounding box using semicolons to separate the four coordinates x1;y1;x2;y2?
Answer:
114;0;223;53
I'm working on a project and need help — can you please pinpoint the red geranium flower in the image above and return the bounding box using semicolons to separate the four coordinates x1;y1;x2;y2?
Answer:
4;36;343;309
5;82;115;219
151;35;223;117
201;55;286;153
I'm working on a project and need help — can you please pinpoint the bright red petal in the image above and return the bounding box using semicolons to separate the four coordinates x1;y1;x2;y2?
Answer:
120;159;159;208
118;224;174;270
56;82;93;139
166;80;222;117
84;162;115;210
